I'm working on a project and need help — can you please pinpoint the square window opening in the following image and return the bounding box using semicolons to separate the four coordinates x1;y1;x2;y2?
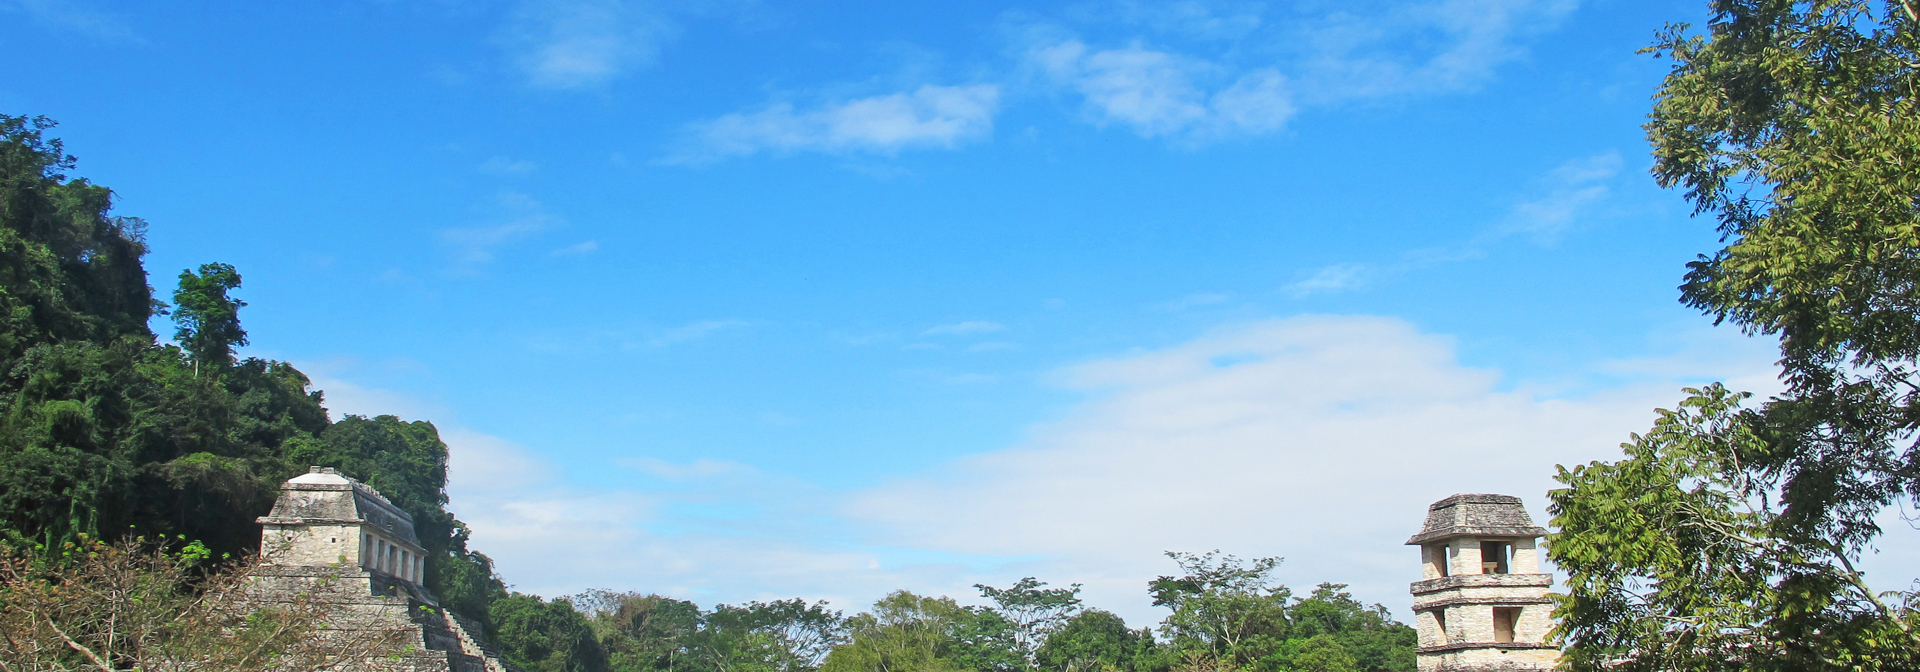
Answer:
1480;541;1511;574
1493;607;1520;643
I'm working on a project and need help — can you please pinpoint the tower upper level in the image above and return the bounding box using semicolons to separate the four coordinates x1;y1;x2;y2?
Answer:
1405;493;1546;545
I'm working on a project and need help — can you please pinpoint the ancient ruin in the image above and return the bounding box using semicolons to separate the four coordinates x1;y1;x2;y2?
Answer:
1407;493;1559;672
251;466;518;672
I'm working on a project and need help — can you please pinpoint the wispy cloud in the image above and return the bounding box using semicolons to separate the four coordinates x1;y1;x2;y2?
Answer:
1007;0;1576;145
480;156;538;175
1288;0;1579;104
440;192;560;266
501;0;674;89
922;321;1006;336
622;457;760;481
1028;40;1293;141
4;0;138;41
647;319;752;347
656;0;1575;160
1282;151;1620;298
1157;292;1232;310
1283;263;1369;298
429;316;1809;623
672;85;1001;162
550;240;599;257
848;316;1782;619
1091;0;1266;40
1496;152;1620;242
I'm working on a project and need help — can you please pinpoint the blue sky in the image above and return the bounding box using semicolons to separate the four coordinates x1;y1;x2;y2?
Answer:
8;0;1913;622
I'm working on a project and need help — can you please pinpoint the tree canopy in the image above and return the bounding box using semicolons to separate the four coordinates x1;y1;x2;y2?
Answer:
1547;1;1920;669
0;113;514;656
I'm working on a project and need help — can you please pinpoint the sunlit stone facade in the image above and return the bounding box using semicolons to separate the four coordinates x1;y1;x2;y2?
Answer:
1407;494;1560;672
251;467;517;672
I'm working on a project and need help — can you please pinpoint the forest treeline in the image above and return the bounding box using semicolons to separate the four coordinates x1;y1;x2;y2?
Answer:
0;114;1413;672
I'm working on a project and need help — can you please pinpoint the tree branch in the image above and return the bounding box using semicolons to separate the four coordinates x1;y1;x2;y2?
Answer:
46;615;116;672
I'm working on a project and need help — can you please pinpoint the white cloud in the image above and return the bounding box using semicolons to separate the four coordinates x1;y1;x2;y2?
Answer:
1011;0;1574;144
427;315;1822;625
674;85;1001;162
1030;40;1293;141
1279;150;1621;297
445;428;561;493
1284;263;1369;298
1498;152;1621;241
480;156;538;174
1291;0;1579;104
440;192;559;266
4;0;137;41
1097;0;1265;40
922;321;1006;336
1156;293;1231;310
647;319;752;347
845;316;1784;620
550;240;600;256
621;457;759;480
502;0;673;89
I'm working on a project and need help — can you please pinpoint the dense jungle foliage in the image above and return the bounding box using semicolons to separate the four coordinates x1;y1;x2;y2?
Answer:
0;113;1415;672
0;113;511;642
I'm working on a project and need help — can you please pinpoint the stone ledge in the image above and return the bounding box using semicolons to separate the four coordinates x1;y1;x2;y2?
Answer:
1411;574;1551;595
260;516;364;525
1412;596;1554;610
1416;642;1558;654
284;482;355;491
1405;526;1547;545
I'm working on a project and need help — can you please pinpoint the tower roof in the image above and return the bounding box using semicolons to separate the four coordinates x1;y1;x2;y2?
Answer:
1405;493;1545;545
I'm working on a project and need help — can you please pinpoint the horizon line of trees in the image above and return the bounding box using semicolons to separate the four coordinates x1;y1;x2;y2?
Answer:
500;552;1414;672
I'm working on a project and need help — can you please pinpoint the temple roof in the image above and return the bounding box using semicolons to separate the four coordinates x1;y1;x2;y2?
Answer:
1405;493;1545;545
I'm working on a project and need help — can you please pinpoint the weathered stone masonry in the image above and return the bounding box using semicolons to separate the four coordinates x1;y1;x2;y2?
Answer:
250;467;518;672
1407;494;1559;672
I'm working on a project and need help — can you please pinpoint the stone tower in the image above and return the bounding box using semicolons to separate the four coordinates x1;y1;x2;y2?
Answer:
1406;493;1558;672
252;466;517;672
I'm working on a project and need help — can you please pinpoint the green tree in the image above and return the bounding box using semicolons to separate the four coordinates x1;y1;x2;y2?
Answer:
975;577;1084;669
1267;585;1411;672
495;593;612;672
1271;636;1352;672
1035;610;1148;672
701;599;849;672
170;262;246;373
1148;552;1292;668
0;115;154;356
1548;0;1920;669
0;115;523;658
820;591;975;672
578;591;705;672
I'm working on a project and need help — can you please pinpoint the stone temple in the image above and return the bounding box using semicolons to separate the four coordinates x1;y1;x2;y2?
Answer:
251;466;517;672
1406;494;1559;672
